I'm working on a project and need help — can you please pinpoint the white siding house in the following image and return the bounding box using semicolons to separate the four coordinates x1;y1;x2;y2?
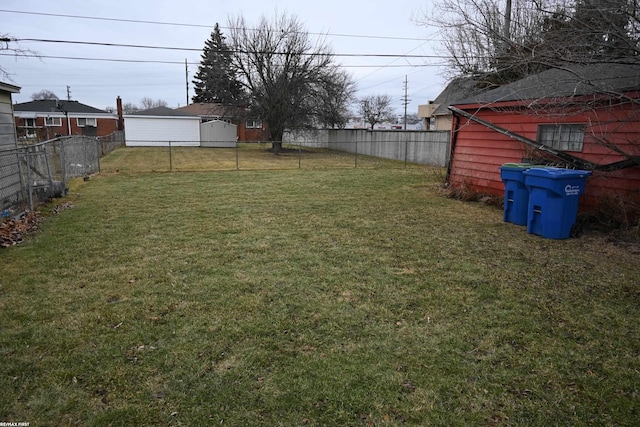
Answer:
0;82;22;209
124;106;200;146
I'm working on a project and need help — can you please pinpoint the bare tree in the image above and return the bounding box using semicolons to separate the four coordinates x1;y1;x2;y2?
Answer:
140;97;168;110
0;34;38;81
31;90;59;101
315;69;356;129
226;12;354;153
359;95;396;129
420;0;640;84
122;103;140;114
536;0;640;62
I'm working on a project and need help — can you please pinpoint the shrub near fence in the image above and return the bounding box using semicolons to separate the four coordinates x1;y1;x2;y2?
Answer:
0;132;124;212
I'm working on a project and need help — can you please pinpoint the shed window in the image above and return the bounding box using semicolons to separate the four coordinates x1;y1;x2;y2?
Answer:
246;119;262;129
45;117;62;127
77;118;97;127
537;124;585;152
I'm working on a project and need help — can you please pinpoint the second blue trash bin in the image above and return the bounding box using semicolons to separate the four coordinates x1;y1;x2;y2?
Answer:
523;167;592;239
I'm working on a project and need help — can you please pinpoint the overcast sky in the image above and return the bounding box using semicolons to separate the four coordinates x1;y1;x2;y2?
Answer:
1;0;447;116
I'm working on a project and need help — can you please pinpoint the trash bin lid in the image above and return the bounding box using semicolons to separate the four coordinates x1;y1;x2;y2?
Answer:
523;167;592;178
500;162;535;169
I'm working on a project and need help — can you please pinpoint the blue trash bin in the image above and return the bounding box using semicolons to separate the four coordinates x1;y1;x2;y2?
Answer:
500;163;535;225
523;167;592;239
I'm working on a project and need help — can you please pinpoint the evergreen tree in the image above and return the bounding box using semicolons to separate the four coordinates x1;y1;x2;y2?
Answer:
192;23;244;105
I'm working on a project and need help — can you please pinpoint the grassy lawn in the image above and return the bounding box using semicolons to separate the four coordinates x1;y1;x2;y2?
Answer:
1;156;639;425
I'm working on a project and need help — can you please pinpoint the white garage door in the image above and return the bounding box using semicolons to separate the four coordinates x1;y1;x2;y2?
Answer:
125;115;200;146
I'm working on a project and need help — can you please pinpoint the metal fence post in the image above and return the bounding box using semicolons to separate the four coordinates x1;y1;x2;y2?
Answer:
60;138;67;190
82;136;89;177
43;144;54;190
236;140;239;170
15;147;26;209
404;138;408;169
355;138;358;168
97;138;102;173
24;146;33;211
169;140;173;172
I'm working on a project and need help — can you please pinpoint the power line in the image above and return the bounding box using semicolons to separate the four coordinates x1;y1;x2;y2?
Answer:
0;53;189;65
0;53;447;67
12;37;447;59
15;38;201;52
0;9;434;42
354;40;432;84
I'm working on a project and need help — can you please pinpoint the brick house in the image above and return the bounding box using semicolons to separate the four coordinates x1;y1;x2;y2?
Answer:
175;103;268;142
13;99;118;142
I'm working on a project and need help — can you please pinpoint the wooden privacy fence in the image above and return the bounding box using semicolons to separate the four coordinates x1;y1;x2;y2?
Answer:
284;129;451;167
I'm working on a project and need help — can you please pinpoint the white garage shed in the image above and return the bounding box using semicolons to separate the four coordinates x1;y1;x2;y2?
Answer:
124;106;200;146
200;120;237;148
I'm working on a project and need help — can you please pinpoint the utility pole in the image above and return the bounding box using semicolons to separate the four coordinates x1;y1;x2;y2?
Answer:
402;76;410;130
66;85;72;101
185;59;189;106
504;0;512;42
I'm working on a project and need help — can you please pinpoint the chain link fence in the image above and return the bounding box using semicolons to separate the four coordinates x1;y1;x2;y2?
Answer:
114;131;451;173
110;137;450;173
2;130;446;213
0;132;124;214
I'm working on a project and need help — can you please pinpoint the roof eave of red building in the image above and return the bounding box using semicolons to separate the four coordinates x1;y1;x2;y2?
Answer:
452;89;640;112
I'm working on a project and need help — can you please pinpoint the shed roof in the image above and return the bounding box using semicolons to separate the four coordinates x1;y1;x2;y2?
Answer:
0;82;21;93
13;99;109;114
175;103;227;117
454;63;640;106
128;106;198;117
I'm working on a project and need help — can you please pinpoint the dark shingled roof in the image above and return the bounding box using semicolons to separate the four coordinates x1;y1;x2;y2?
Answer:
454;63;640;106
432;77;488;115
13;99;109;114
128;106;198;117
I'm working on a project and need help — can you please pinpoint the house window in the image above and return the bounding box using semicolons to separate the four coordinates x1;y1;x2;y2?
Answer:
77;118;97;127
246;119;262;129
45;117;62;127
537;124;585;152
24;118;36;127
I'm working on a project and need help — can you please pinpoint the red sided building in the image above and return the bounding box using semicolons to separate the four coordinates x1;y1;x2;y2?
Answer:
446;63;640;214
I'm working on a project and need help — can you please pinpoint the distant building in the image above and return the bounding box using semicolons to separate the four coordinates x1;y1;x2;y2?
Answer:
13;99;118;141
175;103;268;141
418;77;487;131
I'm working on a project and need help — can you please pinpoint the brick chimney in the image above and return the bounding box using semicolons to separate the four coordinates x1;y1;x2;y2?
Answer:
116;96;124;130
